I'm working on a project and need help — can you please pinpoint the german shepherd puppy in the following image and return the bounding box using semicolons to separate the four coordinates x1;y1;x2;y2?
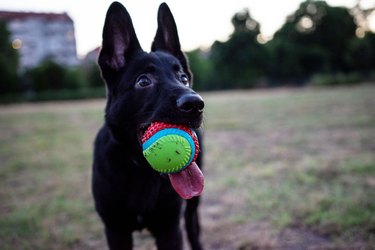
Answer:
92;2;205;250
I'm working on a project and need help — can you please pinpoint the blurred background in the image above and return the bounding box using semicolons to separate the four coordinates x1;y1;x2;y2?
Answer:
0;0;375;100
0;0;374;249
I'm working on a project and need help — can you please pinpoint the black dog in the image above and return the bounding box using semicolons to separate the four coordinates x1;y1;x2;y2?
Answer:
92;2;205;250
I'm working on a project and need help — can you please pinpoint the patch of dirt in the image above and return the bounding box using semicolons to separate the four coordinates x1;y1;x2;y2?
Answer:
200;195;333;250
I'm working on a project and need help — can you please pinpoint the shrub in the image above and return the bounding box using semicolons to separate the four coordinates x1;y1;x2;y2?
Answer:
311;72;363;86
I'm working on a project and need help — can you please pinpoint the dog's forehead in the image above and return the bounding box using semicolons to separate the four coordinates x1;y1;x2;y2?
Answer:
143;51;182;69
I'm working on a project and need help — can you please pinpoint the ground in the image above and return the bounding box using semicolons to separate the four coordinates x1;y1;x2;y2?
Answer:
0;84;374;249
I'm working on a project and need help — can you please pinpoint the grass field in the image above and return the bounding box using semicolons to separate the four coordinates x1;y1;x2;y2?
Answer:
0;84;374;249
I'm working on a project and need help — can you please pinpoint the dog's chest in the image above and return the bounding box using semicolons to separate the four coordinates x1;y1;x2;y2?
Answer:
115;164;166;209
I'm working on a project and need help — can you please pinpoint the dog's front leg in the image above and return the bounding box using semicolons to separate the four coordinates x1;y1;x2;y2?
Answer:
185;196;203;250
153;225;183;250
105;227;133;250
148;198;184;250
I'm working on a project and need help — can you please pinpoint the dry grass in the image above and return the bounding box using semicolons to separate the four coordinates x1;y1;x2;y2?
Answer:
0;84;374;249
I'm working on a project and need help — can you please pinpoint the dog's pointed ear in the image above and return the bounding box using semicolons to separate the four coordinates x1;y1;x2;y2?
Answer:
152;3;181;55
151;3;192;80
98;2;141;72
151;3;190;73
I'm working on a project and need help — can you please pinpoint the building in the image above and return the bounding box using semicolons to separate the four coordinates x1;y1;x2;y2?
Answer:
82;46;100;67
0;11;78;70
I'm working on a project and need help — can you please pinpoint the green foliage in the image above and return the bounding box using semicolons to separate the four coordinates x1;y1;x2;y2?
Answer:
346;32;375;73
65;68;87;90
265;40;330;81
25;60;68;91
311;72;363;86
209;8;267;89
84;62;104;88
0;20;106;103
27;87;105;102
1;0;374;100
186;49;212;91
25;59;90;92
0;60;106;103
0;20;21;94
231;8;260;34
270;0;357;80
191;0;373;89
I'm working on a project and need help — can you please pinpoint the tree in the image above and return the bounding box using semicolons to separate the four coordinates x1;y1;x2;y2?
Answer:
84;62;104;88
25;59;89;92
25;60;67;91
188;0;371;89
346;32;375;74
210;8;267;89
351;1;375;35
346;1;375;74
0;20;21;94
186;49;212;90
271;0;357;80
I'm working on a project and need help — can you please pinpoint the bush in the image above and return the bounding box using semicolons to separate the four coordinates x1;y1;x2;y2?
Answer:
25;59;100;92
0;87;106;103
85;63;103;88
28;87;105;101
25;60;67;91
65;68;88;90
0;20;21;94
186;49;213;90
311;72;363;86
1;59;107;103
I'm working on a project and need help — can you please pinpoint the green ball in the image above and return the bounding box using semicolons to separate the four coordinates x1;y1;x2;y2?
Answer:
143;134;192;173
142;124;198;174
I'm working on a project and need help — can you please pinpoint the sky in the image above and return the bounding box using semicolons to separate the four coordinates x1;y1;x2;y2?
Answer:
1;0;374;58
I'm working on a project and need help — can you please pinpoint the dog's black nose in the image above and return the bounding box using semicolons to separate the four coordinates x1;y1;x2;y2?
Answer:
177;93;204;113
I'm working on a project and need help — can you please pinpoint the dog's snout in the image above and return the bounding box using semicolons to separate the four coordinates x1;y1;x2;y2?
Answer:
177;93;204;113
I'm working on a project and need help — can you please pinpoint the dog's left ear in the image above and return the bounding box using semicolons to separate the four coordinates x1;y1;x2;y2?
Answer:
152;3;190;75
99;2;142;73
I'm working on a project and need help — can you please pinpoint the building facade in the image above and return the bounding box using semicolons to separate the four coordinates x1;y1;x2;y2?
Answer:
0;11;78;70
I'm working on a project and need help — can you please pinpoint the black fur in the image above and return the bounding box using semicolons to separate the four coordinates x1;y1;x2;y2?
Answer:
92;2;204;250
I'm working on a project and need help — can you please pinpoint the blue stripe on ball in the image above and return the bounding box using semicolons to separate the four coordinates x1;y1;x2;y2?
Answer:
142;128;196;169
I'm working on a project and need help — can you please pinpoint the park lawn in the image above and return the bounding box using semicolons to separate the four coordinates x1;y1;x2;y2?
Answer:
201;84;375;249
0;84;374;249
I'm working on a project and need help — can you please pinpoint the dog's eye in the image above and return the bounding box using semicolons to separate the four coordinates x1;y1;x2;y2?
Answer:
180;74;189;86
136;75;152;88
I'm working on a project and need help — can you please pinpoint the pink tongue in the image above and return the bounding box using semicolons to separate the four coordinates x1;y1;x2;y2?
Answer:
168;162;204;199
